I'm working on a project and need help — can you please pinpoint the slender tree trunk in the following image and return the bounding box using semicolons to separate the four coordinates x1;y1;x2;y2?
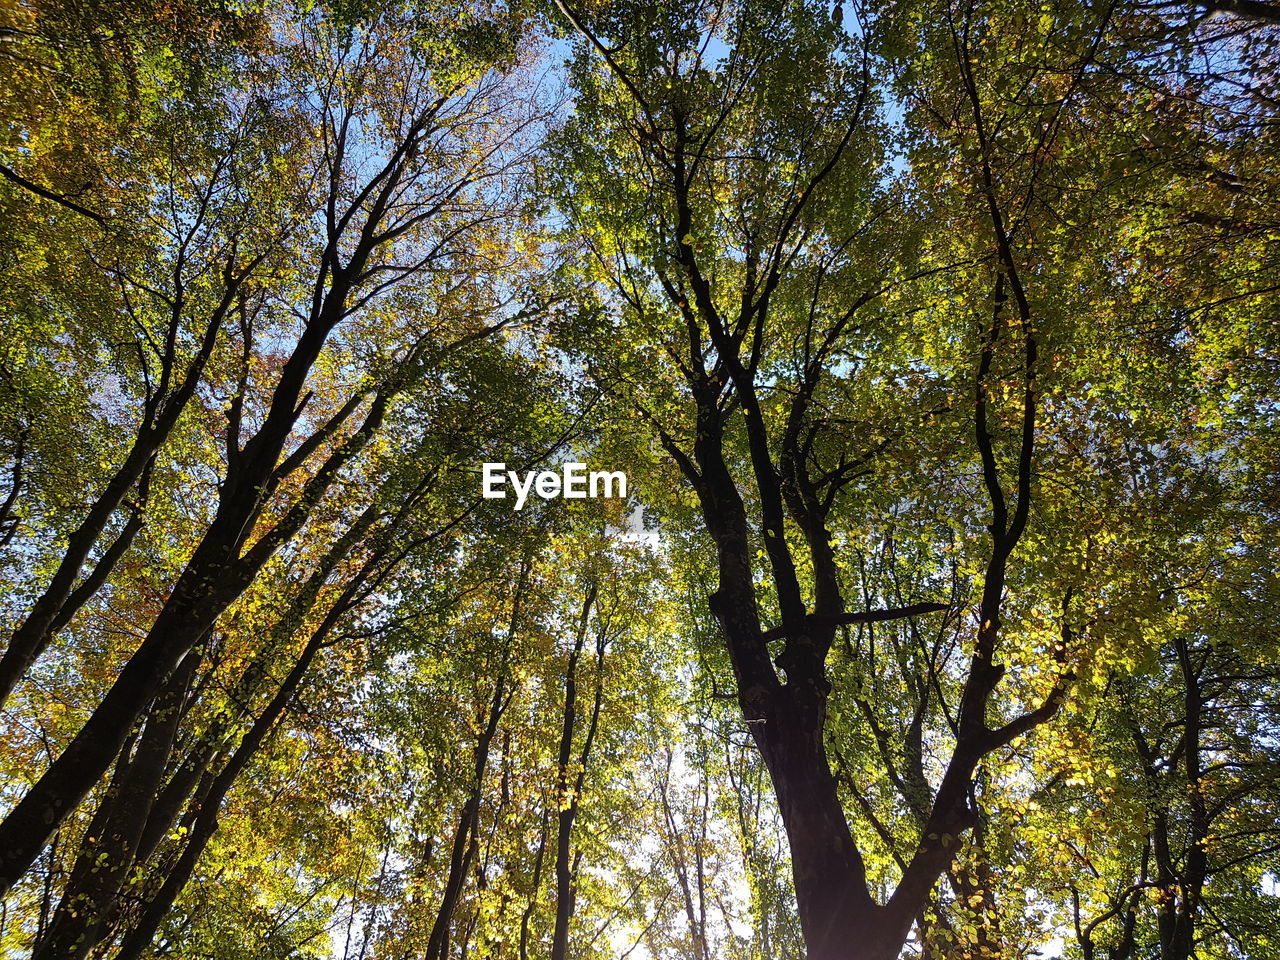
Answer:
1168;639;1208;960
45;503;384;958
425;559;529;960
0;427;27;552
111;577;365;960
425;674;508;960
0;378;387;893
550;582;598;960
0;276;237;708
518;807;549;960
550;749;579;960
944;803;1005;960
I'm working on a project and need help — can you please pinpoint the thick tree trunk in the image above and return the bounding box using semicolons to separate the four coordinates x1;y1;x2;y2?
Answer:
751;692;894;960
31;650;200;960
694;422;899;960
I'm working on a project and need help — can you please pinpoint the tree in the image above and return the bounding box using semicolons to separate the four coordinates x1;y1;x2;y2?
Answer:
0;0;543;908
2;0;1277;956
549;0;1279;956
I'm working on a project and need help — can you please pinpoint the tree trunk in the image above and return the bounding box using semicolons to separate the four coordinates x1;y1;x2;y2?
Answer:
111;610;348;959
550;582;599;960
518;807;549;960
31;649;200;960
752;692;894;960
0;275;237;709
424;676;507;960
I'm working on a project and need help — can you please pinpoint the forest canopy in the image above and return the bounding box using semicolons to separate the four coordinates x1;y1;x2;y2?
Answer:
0;0;1277;958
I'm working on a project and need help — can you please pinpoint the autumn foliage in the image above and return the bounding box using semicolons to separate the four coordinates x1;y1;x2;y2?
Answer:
1;1;1277;958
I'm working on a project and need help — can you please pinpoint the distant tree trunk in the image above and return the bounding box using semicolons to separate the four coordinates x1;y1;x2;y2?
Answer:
425;559;527;960
550;581;604;960
424;674;510;960
518;807;550;960
1157;638;1208;960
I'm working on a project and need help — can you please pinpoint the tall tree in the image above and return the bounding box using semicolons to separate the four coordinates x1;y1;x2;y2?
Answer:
550;0;1278;956
0;0;543;898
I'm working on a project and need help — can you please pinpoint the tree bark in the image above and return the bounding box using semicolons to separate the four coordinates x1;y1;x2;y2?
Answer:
31;649;200;960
